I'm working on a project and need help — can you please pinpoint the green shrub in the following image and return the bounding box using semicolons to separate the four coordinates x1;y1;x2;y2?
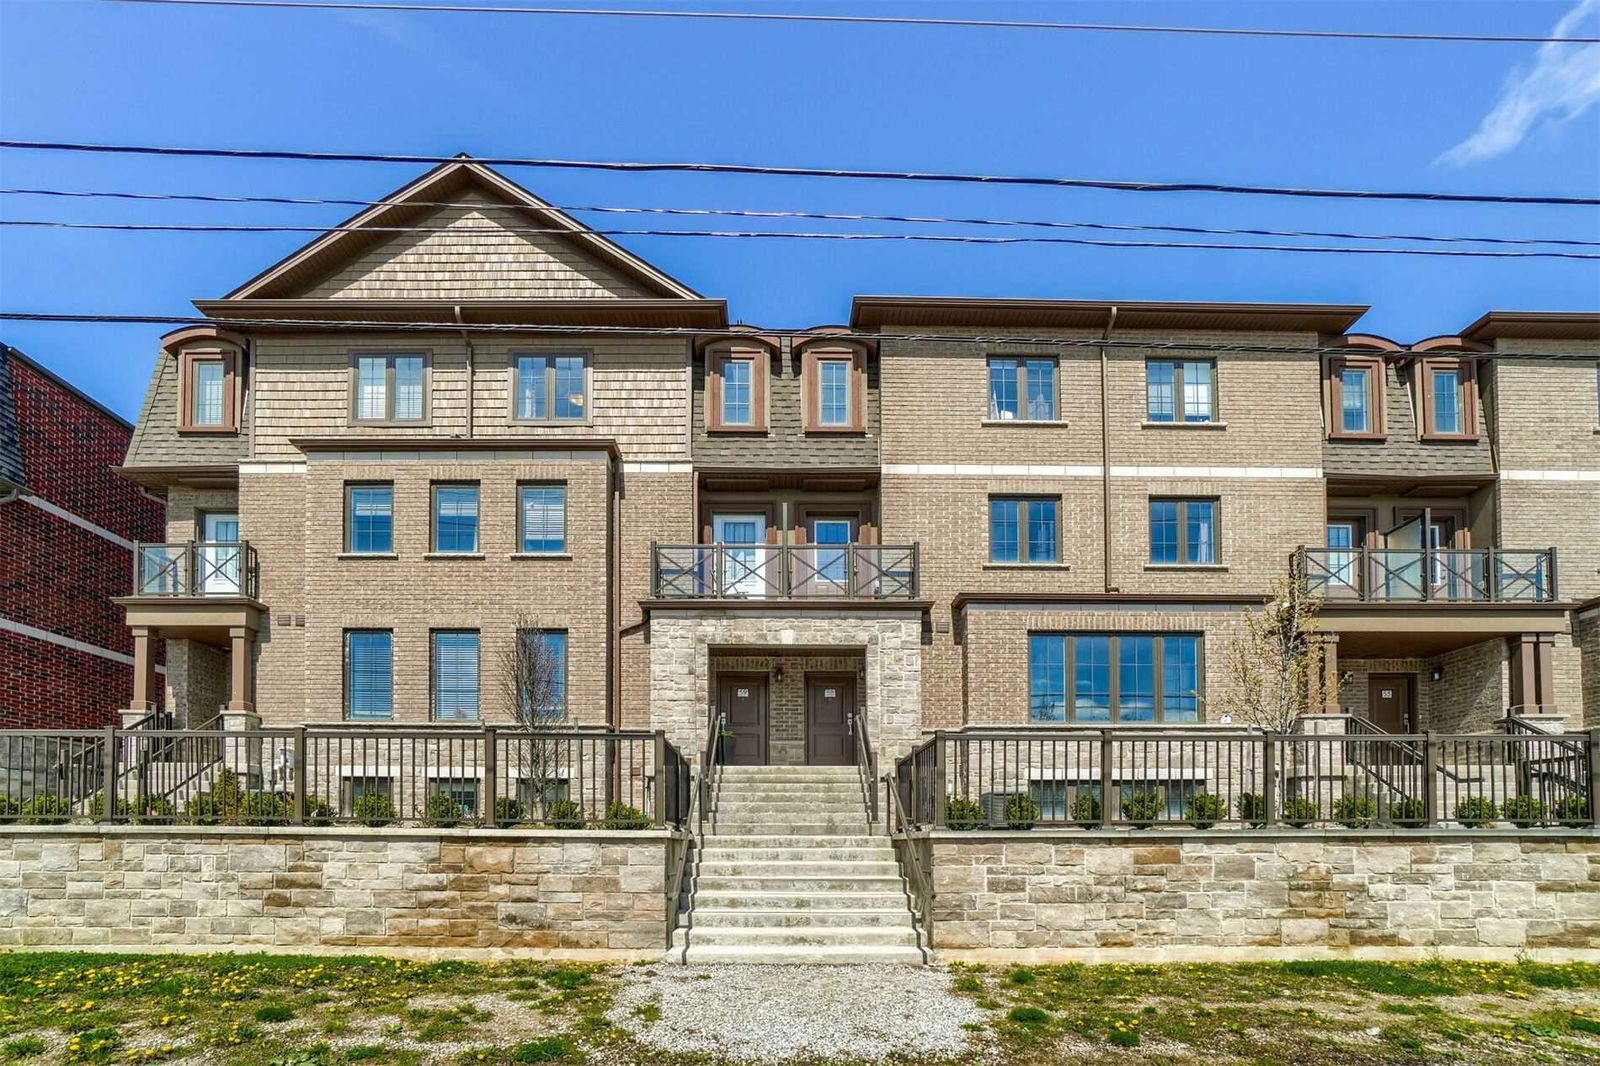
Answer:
1501;794;1548;829
0;797;18;823
1003;793;1040;830
1454;796;1498;828
21;795;71;825
353;792;396;827
544;798;585;829
603;801;650;830
1185;793;1226;829
1236;792;1267;827
1332;794;1378;829
424;793;463;828
493;796;524;828
1553;794;1589;825
1121;789;1163;829
1390;797;1427;825
240;791;290;826
303;796;334;827
186;769;245;825
945;796;984;830
1282;797;1319;828
1070;792;1102;825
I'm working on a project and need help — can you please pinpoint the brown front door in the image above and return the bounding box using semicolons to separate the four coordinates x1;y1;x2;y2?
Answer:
718;675;768;765
1368;674;1415;734
806;675;856;766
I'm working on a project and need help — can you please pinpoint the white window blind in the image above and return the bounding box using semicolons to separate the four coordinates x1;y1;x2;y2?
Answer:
432;631;480;721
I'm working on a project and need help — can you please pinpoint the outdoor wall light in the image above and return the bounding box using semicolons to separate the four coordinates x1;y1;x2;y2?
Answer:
1431;666;1445;682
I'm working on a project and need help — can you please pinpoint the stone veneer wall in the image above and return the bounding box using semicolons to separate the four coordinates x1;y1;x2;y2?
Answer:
649;611;923;764
0;827;674;959
709;652;865;766
930;831;1600;961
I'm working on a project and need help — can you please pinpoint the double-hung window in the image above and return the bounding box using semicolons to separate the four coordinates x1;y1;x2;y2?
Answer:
176;345;240;433
345;484;394;554
517;629;568;721
817;360;852;427
518;484;566;553
1146;359;1216;423
514;352;588;422
191;361;226;426
987;357;1056;421
353;353;426;423
707;347;768;432
431;484;479;553
990;497;1059;564
1149;498;1217;565
432;630;480;722
1029;633;1202;723
1419;358;1477;439
1325;353;1384;439
721;358;754;425
344;630;393;721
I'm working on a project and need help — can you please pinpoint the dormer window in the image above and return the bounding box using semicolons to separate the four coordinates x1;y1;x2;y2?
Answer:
175;342;242;434
1323;352;1386;441
800;340;867;433
705;343;770;433
1417;357;1479;440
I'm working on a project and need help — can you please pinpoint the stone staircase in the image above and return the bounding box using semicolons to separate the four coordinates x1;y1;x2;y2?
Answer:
666;765;927;964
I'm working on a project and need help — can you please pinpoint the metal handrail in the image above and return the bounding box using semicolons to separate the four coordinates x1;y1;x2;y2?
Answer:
1294;545;1557;603
652;543;920;600
850;699;878;824
884;771;934;956
133;541;260;599
698;709;727;836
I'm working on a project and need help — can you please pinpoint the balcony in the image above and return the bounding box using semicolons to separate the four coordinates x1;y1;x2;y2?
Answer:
134;542;259;600
1294;546;1557;603
652;543;919;600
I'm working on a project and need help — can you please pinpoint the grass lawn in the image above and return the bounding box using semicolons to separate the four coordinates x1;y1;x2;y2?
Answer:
0;951;1594;1065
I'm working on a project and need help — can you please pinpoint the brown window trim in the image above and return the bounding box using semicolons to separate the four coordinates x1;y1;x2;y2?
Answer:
176;347;242;434
508;348;593;426
985;355;1060;423
989;494;1063;565
1148;496;1220;566
801;344;867;434
1145;357;1218;425
1029;631;1206;724
1323;353;1386;441
705;345;769;434
1416;357;1480;441
348;350;433;427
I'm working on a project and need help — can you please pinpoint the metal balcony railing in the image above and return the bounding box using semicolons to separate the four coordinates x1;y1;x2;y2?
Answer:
652;543;920;600
1293;546;1557;603
134;541;259;599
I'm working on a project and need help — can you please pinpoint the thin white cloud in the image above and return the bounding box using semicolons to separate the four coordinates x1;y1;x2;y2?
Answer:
1437;0;1600;165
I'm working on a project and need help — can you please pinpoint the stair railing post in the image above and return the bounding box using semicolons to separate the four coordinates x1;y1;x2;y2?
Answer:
653;731;668;828
1262;732;1278;828
292;726;307;825
932;731;947;829
1587;729;1600;830
482;726;498;827
100;725;118;822
1422;731;1439;828
1099;730;1115;828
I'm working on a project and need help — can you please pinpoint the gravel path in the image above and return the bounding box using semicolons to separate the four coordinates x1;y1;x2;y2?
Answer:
609;964;988;1062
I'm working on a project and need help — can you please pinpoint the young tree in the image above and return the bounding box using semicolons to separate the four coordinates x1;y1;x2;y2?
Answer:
1218;575;1337;733
495;621;570;818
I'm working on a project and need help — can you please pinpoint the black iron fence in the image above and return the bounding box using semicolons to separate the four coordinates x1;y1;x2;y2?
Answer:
652;543;919;600
0;726;690;829
892;728;1599;831
1294;546;1556;603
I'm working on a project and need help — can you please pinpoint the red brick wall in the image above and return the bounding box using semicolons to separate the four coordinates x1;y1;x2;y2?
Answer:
0;354;166;727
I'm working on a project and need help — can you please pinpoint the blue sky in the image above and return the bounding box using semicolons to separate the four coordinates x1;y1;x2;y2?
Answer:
2;0;1598;421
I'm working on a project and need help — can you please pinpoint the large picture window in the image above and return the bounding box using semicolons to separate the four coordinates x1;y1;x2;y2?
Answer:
1029;633;1202;723
990;497;1059;564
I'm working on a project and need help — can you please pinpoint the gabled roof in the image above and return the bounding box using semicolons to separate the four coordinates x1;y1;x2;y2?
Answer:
221;156;702;301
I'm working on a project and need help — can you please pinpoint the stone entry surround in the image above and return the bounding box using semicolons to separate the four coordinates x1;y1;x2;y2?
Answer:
929;830;1600;962
649;610;923;764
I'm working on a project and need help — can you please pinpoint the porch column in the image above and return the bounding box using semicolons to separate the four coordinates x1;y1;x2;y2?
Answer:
226;625;256;712
1508;633;1557;716
1318;633;1342;714
129;626;160;712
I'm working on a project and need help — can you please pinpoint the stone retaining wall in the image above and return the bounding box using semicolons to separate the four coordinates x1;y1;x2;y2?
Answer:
930;830;1600;962
0;826;676;959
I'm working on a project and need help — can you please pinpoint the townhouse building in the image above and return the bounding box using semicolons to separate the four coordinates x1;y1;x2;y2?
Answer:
111;160;1600;806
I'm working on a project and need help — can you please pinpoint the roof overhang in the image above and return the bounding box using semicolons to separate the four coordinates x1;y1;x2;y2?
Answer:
1460;311;1600;343
851;296;1368;335
1319;602;1574;658
113;464;237;489
194;298;727;331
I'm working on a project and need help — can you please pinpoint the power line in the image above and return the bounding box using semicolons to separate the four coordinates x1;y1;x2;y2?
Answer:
4;140;1595;207
6;187;1595;248
7;218;1596;259
4;312;1593;360
98;0;1600;45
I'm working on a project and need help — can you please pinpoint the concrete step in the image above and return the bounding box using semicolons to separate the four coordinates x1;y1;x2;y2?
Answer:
710;802;871;815
705;822;874;836
692;890;910;911
664;943;925;965
696;834;887;848
672;925;919;948
695;861;903;878
694;874;906;893
686;908;916;929
698;847;895;863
